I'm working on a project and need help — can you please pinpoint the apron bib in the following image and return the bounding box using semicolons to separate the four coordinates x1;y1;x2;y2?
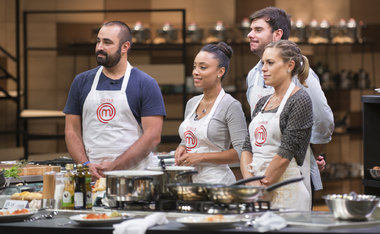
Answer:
248;82;311;211
178;89;236;184
82;62;153;169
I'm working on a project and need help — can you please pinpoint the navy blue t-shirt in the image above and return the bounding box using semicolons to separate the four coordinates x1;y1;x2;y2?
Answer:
64;66;166;125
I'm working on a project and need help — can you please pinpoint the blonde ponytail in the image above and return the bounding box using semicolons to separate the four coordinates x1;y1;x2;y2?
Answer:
298;55;309;87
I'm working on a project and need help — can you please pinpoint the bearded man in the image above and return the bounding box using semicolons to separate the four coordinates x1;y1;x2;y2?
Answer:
64;21;166;179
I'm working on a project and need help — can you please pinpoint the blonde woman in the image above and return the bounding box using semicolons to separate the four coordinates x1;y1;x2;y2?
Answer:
240;40;312;210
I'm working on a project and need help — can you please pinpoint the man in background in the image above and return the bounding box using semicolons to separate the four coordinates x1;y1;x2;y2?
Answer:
245;7;334;200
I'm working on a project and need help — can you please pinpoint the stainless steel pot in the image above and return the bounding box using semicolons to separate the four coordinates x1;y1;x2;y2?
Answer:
104;170;163;202
206;177;304;203
146;166;198;198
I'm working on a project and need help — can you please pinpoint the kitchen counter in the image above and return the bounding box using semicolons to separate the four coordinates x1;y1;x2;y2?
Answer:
1;210;380;234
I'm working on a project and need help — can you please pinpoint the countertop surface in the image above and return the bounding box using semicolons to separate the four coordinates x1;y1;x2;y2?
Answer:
1;209;380;234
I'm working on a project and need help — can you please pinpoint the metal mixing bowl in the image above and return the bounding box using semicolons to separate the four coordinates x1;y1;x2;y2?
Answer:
323;193;380;220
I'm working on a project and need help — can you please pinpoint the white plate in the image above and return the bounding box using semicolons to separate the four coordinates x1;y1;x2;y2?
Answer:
176;215;242;228
69;212;134;226
0;209;38;221
375;88;380;93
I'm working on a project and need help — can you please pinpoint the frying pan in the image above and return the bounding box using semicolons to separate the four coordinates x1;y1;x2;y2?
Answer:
167;182;210;201
167;175;265;201
206;177;304;203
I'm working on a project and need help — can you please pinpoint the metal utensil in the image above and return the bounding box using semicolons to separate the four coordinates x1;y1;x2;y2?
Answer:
26;211;58;222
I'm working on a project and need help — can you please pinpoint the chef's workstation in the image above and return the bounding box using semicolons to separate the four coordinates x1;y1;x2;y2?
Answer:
0;156;380;234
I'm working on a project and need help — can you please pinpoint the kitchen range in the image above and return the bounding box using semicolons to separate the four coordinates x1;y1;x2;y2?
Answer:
0;158;380;234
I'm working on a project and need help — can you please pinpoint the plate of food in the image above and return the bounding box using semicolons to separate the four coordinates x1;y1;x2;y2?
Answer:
176;214;242;228
0;209;38;221
69;211;134;226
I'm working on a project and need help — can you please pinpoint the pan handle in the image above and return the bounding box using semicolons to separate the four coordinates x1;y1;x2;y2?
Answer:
177;170;198;177
159;158;166;171
232;175;265;186
265;177;304;192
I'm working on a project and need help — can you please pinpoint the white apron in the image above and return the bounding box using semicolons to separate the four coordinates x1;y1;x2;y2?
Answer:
178;89;236;184
82;62;154;169
248;71;312;195
248;82;311;211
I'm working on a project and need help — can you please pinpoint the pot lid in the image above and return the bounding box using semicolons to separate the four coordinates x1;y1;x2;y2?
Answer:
146;166;195;171
104;170;163;177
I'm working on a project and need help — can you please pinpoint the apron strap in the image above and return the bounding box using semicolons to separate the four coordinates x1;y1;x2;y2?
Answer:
204;89;225;123
276;82;295;116
91;66;104;91
121;61;132;92
91;62;133;93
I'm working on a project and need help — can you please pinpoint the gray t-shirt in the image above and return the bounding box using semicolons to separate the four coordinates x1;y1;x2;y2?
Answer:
243;89;313;166
180;93;247;158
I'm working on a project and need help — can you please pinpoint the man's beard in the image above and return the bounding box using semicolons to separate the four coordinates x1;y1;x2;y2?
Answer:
251;44;266;57
96;47;122;68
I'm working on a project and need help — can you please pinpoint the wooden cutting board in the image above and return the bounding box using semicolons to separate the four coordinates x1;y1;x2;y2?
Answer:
0;164;61;176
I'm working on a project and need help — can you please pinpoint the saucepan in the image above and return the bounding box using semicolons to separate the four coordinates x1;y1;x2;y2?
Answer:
146;165;198;198
104;170;164;202
167;175;265;201
206;177;304;203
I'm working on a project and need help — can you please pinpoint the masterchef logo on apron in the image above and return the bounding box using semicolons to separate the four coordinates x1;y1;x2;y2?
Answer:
96;102;116;123
184;130;197;151
254;124;267;146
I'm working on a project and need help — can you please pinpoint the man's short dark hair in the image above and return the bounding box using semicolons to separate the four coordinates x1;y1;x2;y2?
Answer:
249;7;291;40
102;21;133;48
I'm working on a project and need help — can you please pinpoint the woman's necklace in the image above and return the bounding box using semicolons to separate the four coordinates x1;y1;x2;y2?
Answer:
195;99;214;120
201;99;214;114
267;95;280;109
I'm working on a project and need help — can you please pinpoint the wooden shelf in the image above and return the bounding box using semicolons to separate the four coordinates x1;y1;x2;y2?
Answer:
20;109;65;119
